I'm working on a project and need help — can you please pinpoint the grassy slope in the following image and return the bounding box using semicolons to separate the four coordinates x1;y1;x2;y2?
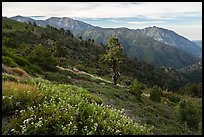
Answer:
2;65;202;135
51;66;202;135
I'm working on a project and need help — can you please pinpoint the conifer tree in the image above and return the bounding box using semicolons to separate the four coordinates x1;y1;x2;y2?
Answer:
100;37;124;85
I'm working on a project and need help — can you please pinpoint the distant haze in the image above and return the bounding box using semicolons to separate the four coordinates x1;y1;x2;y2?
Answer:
2;2;202;40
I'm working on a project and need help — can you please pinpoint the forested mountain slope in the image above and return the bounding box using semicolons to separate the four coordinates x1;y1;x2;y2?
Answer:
11;16;200;69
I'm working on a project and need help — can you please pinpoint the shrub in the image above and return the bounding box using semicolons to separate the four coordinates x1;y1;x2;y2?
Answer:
179;83;202;98
167;93;180;103
188;84;202;98
22;65;42;76
57;57;68;66
75;64;86;72
2;80;153;135
150;86;163;102
44;72;72;84
28;44;57;71
179;100;200;130
129;79;143;101
2;74;19;82
2;56;18;67
2;36;16;47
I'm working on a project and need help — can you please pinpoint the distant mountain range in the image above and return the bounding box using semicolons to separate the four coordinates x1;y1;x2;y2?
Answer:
10;15;202;69
139;27;201;58
179;60;202;72
192;40;202;48
178;59;202;83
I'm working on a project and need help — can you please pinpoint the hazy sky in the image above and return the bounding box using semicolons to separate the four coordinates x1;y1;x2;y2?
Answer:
2;2;202;40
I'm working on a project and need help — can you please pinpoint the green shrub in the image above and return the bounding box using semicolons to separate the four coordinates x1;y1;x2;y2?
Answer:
188;84;202;98
179;100;200;130
119;76;134;86
2;45;42;76
57;57;68;66
2;36;16;47
2;46;28;67
28;44;57;71
2;74;19;82
2;80;153;135
167;94;180;103
150;86;163;102
129;79;143;101
2;56;18;67
44;72;72;84
22;65;42;76
178;83;202;98
13;55;31;67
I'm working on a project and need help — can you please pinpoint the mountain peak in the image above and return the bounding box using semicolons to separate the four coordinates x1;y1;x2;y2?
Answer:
145;26;159;29
11;15;35;23
152;26;158;29
14;15;23;18
62;17;74;20
140;26;201;57
46;17;61;21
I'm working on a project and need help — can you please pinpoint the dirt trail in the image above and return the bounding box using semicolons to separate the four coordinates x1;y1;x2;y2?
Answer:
57;66;125;87
142;93;150;97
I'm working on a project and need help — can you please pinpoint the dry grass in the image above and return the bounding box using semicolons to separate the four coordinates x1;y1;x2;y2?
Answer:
2;63;30;77
10;67;29;77
2;81;38;93
2;63;14;74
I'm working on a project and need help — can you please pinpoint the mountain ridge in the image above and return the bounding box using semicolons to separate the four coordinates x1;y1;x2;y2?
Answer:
10;15;201;69
192;40;202;49
139;26;202;57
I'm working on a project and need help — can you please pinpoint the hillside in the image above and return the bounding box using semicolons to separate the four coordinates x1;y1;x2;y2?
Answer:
2;64;202;135
2;17;202;135
2;74;153;135
2;17;104;71
10;16;200;69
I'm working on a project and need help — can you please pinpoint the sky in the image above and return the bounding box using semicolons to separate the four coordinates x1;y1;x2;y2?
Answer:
2;2;202;40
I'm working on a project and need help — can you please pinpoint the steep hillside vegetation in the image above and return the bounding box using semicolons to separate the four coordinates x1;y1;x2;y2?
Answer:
2;18;102;73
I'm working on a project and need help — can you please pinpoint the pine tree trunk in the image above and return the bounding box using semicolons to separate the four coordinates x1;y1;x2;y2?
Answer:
112;60;118;85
